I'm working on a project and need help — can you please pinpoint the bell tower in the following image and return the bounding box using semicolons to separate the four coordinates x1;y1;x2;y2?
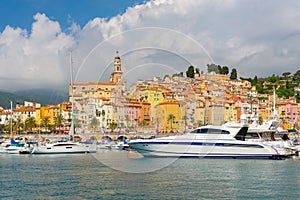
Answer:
110;51;123;83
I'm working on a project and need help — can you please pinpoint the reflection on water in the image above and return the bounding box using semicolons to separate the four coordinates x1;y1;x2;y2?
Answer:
94;149;180;173
1;153;300;199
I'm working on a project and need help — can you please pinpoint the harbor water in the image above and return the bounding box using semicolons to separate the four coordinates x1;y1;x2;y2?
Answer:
1;151;300;199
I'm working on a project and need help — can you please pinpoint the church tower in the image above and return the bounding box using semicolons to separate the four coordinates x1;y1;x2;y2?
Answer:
110;51;123;83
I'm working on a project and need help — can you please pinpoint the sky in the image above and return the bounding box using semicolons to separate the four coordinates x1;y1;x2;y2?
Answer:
0;0;300;91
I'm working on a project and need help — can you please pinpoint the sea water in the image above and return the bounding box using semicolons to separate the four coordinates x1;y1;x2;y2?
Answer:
0;151;300;199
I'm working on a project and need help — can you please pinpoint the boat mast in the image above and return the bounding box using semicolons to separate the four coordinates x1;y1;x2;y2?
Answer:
70;52;75;142
10;100;12;139
273;86;277;119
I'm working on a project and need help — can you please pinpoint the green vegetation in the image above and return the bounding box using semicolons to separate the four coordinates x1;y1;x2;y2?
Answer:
90;117;99;133
181;65;300;102
207;64;229;75
240;69;300;102
109;121;118;132
183;64;300;102
186;65;195;78
230;68;238;80
167;113;176;130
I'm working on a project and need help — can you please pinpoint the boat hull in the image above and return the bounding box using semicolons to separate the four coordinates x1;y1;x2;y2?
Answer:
129;140;283;159
5;145;26;154
32;143;96;154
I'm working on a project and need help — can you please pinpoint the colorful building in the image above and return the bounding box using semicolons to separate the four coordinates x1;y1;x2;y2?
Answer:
155;101;186;133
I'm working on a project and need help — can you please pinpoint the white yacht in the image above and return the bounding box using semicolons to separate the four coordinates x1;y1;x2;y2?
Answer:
31;141;96;154
129;122;285;159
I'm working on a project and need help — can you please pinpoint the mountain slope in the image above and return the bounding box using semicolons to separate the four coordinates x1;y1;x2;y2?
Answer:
0;89;68;109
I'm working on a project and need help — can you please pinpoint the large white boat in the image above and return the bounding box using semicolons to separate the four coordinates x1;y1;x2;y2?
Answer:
128;122;285;159
31;141;96;154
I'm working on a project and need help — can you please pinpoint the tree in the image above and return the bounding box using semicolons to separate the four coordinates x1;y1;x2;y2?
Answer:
293;69;300;80
186;65;195;78
16;117;22;134
41;117;50;133
109;121;117;133
282;72;291;78
276;86;294;98
139;120;148;127
221;66;229;75
207;64;219;73
268;74;278;83
5;119;16;136
217;65;222;74
25;116;36;133
167;113;176;130
196;120;203;127
253;75;258;84
54;114;64;134
90;117;99;133
172;72;184;77
230;68;238;80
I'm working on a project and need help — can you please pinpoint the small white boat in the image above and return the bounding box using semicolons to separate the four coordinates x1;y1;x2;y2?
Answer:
3;139;27;154
0;140;10;153
129;122;285;159
5;145;26;154
31;141;96;154
115;140;130;151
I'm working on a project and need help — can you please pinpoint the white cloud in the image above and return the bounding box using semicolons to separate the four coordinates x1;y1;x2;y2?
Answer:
1;0;300;91
0;13;74;91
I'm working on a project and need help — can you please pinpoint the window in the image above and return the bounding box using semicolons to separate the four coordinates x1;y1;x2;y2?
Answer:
190;128;230;134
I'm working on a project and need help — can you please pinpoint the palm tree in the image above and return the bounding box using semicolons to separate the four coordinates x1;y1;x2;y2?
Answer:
41;117;50;133
90;117;99;133
125;115;130;128
25;116;36;133
168;113;176;131
54;114;64;134
109;121;118;133
139;119;148;127
5;119;16;136
139;119;148;133
16;117;22;134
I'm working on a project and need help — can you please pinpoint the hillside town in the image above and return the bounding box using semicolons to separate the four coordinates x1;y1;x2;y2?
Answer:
1;51;300;136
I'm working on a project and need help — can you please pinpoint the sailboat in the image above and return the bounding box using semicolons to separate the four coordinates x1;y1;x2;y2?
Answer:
31;52;96;154
1;101;28;154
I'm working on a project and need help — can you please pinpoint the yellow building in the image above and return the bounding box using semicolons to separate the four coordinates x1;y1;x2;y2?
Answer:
224;100;237;122
277;102;287;125
155;101;186;133
138;86;165;108
194;99;206;126
37;105;60;126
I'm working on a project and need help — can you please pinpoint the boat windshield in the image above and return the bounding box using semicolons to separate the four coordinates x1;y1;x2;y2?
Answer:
245;133;260;139
190;128;230;134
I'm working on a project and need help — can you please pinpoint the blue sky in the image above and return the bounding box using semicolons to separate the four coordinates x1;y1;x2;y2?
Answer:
1;0;300;91
0;0;144;31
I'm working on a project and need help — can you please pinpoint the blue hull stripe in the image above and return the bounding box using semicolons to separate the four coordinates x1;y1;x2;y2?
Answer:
130;142;264;148
133;147;284;159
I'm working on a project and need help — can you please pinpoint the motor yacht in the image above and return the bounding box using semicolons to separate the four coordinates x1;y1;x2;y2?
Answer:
129;122;285;159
